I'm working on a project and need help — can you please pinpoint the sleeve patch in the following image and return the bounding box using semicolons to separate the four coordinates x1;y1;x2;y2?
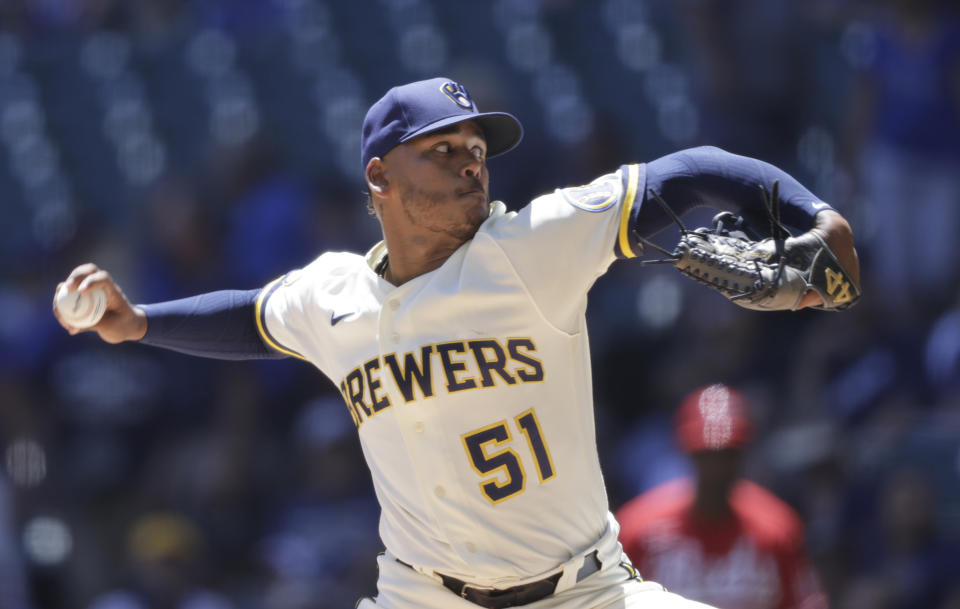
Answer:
281;268;304;286
559;174;620;212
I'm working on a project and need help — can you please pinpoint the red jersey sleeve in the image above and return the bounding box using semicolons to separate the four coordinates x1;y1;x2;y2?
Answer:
731;481;828;609
615;479;693;570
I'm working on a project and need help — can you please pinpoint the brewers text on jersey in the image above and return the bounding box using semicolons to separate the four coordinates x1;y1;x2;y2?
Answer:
335;337;545;427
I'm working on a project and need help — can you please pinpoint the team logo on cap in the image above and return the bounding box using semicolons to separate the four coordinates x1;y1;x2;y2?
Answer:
440;81;476;111
698;384;735;449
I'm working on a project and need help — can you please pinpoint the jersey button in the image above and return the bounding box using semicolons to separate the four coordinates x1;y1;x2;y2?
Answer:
434;486;446;498
389;300;400;310
465;542;477;553
391;333;400;344
413;421;424;433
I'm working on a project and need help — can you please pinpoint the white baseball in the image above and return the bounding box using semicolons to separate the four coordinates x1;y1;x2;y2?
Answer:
56;285;107;329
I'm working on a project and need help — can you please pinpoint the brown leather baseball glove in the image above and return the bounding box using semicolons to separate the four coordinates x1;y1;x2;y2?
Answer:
639;181;861;311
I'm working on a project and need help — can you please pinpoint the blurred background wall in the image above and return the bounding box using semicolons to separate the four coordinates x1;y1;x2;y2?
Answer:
0;0;959;608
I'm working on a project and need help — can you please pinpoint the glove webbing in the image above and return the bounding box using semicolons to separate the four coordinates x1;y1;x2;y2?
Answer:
633;188;764;301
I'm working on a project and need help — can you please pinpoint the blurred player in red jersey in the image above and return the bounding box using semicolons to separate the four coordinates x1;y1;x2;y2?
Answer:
616;384;828;609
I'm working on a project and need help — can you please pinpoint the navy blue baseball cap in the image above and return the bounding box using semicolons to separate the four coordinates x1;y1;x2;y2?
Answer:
361;77;523;170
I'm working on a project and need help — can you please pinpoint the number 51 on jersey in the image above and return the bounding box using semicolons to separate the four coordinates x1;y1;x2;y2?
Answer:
461;408;556;504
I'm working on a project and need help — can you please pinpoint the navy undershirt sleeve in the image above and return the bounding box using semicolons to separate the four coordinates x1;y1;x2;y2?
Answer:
138;289;286;360
633;146;832;239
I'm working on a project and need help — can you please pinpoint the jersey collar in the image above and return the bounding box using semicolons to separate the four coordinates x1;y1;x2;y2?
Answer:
362;201;507;277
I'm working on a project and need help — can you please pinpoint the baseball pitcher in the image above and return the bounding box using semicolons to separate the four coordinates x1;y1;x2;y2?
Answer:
54;78;859;609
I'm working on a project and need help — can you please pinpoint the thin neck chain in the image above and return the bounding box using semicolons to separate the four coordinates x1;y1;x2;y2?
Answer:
376;255;389;279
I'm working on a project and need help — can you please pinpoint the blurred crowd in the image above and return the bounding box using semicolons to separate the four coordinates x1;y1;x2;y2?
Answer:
0;0;958;608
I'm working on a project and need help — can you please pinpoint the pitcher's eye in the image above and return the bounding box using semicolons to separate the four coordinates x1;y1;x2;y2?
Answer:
434;143;450;153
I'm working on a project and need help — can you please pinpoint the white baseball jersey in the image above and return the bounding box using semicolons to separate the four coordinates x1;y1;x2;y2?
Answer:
256;164;645;587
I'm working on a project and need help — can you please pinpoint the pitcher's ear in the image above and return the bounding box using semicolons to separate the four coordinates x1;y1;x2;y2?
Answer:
366;158;388;195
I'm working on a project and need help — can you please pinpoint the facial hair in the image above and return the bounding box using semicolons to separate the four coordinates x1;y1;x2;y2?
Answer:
398;179;489;242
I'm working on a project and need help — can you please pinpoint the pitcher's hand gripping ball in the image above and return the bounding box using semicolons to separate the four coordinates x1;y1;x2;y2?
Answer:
56;284;107;328
639;181;861;311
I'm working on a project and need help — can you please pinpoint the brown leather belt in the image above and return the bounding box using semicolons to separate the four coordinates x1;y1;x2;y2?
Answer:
398;550;602;609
